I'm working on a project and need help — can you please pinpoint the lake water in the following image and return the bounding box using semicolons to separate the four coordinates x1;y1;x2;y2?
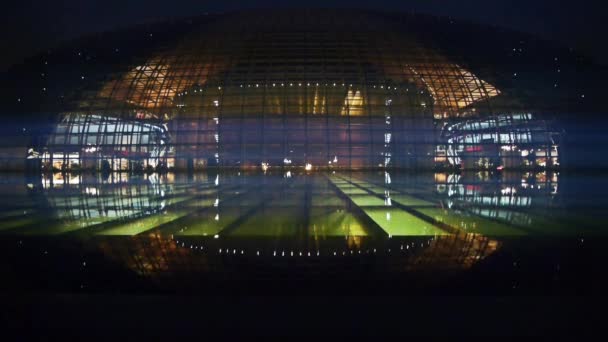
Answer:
1;170;607;295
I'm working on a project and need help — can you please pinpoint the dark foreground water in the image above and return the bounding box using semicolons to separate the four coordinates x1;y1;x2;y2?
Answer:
1;170;607;297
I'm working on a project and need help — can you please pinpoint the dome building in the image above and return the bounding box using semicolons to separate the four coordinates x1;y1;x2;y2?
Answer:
2;9;599;172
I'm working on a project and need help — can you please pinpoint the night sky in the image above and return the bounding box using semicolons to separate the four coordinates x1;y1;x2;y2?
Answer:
2;0;606;71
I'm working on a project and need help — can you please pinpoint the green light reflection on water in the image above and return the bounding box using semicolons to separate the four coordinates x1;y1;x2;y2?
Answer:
0;171;604;239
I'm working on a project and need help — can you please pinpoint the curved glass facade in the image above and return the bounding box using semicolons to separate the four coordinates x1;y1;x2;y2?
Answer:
3;10;577;171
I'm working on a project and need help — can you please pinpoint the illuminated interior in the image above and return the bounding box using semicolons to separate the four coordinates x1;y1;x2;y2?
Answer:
9;10;559;172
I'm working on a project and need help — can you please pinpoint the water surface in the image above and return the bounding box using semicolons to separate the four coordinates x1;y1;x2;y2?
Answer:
1;170;606;295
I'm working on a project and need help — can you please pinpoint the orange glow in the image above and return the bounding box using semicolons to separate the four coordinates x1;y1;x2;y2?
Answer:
341;89;364;116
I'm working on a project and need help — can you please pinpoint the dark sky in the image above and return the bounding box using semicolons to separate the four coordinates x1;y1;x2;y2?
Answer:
2;0;606;71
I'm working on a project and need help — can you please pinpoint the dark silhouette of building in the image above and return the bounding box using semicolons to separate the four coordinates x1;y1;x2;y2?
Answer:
3;9;602;172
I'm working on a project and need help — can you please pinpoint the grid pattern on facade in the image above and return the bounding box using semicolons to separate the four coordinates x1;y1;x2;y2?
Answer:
25;11;559;171
442;113;560;169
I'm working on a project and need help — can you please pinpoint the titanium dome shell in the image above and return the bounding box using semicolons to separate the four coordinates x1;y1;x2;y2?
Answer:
3;9;582;171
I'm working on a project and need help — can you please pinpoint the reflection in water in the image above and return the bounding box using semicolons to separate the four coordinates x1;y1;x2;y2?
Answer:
92;233;500;278
0;171;603;282
434;171;562;234
43;172;171;222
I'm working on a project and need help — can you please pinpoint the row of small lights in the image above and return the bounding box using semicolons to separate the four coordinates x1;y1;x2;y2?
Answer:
176;83;426;97
171;237;436;257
